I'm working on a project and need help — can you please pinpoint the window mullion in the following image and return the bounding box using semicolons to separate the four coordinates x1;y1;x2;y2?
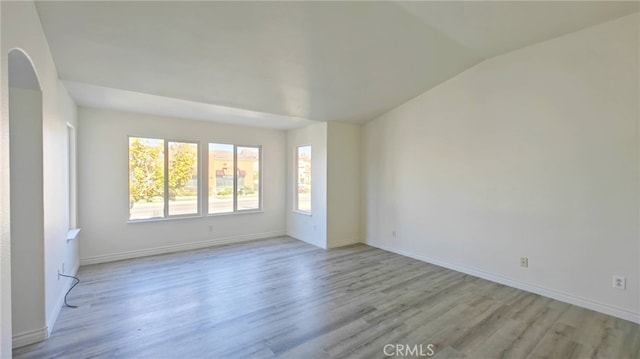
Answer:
201;142;206;215
257;146;262;210
164;140;169;218
233;145;238;212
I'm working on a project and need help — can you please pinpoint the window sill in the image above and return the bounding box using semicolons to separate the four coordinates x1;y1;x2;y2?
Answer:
128;210;263;223
67;228;81;242
292;210;312;216
208;210;263;217
128;215;202;224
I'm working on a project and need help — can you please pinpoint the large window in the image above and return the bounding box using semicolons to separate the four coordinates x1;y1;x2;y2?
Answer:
296;146;311;213
129;137;199;220
208;143;261;214
129;138;260;221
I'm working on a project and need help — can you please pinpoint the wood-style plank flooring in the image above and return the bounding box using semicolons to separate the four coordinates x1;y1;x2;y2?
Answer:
13;237;640;358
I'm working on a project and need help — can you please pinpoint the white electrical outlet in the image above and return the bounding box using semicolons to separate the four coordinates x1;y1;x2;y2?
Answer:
392;230;396;238
520;257;528;268
208;225;213;232
613;275;626;290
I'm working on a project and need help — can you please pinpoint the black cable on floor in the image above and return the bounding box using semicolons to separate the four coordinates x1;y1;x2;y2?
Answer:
58;273;80;308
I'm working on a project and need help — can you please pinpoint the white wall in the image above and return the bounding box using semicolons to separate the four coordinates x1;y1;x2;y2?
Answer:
1;1;79;352
9;86;45;344
286;122;328;248
286;122;361;249
44;80;78;334
327;122;361;248
77;107;286;263
0;3;8;355
363;13;640;322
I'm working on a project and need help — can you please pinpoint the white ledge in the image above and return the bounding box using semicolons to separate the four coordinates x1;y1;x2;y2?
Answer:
67;228;81;242
292;210;312;216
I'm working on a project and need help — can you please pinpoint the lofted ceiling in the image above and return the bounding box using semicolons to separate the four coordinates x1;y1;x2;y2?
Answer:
35;1;639;129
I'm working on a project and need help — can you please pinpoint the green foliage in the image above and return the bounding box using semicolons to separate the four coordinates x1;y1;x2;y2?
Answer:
129;139;198;206
239;186;255;196
129;138;164;206
168;142;197;199
217;186;233;196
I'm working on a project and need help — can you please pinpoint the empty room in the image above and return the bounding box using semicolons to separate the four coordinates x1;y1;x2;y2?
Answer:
1;1;639;358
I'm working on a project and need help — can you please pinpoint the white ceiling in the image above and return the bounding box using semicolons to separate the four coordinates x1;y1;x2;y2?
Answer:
35;1;639;129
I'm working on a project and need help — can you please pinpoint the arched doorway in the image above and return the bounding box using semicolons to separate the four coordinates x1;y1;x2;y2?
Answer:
8;49;46;348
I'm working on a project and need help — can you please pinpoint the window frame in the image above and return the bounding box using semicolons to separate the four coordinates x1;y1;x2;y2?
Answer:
128;136;201;222
294;145;312;214
128;136;263;223
166;139;201;218
207;142;262;216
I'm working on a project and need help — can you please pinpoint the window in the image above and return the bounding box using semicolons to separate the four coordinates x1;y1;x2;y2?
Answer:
129;137;199;220
208;143;234;214
129;138;260;221
168;141;199;216
237;146;260;210
208;143;261;214
296;146;311;212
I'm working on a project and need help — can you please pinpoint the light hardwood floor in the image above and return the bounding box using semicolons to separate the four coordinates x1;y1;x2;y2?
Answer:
13;237;640;359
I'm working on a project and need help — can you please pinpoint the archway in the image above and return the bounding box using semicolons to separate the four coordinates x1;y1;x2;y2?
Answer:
8;49;46;348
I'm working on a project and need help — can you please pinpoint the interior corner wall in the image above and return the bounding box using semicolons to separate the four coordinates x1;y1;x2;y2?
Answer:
76;107;286;264
362;13;640;322
0;3;8;356
1;0;79;350
44;80;78;335
286;122;328;248
326;122;361;248
9;86;45;345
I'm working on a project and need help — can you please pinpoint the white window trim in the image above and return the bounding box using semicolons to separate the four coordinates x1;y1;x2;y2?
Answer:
294;145;312;214
128;136;201;222
165;139;201;218
128;138;263;222
208;143;262;215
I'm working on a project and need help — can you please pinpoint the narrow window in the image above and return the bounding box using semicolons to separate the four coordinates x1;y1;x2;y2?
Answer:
237;146;261;211
296;146;311;213
208;143;234;214
129;137;165;220
168;141;199;216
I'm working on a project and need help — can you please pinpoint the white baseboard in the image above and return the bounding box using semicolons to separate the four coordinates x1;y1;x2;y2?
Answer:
80;230;286;266
365;240;640;324
47;263;80;336
328;238;360;249
286;234;326;249
12;326;48;348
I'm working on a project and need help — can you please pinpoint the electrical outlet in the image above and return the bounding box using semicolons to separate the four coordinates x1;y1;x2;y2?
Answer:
208;225;213;232
392;230;396;238
520;257;528;268
613;275;626;290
